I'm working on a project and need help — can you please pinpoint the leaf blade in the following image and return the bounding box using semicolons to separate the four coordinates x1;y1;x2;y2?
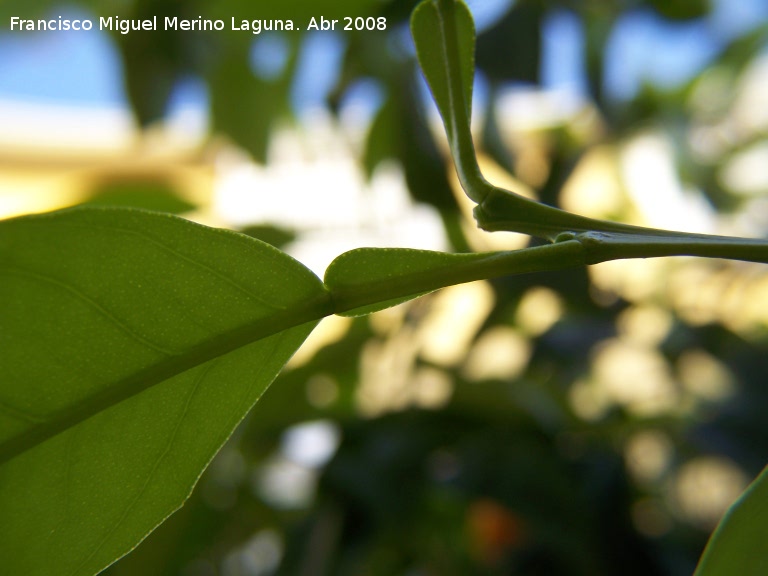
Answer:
0;207;330;575
410;0;475;145
325;243;585;316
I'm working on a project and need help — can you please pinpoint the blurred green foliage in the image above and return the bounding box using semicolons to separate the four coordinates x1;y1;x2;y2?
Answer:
83;179;196;213
4;0;768;573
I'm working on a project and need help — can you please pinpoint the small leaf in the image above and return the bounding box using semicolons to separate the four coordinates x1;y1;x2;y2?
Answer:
325;247;451;316
411;0;475;143
0;207;331;575
694;464;768;575
324;244;585;317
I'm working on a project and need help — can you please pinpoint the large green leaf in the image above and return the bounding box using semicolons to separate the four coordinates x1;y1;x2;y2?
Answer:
695;464;768;575
0;207;330;575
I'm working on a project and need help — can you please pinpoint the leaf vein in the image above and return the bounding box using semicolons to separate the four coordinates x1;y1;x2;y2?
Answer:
0;397;45;424
52;220;287;311
1;267;177;356
66;361;212;576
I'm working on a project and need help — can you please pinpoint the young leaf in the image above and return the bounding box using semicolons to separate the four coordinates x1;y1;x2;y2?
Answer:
0;207;331;576
694;464;768;575
410;0;615;232
325;243;586;317
410;0;475;145
325;247;468;316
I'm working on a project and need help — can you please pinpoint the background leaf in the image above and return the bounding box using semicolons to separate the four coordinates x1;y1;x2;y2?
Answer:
82;179;196;214
475;0;541;85
0;207;329;576
207;36;297;163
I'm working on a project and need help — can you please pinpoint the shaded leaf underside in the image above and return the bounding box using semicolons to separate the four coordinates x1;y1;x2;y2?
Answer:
0;207;328;575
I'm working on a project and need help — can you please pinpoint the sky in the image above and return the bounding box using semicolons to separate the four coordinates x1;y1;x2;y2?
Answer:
1;0;767;123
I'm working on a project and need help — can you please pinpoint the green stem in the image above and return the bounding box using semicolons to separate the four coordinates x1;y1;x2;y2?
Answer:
435;0;485;200
577;231;768;264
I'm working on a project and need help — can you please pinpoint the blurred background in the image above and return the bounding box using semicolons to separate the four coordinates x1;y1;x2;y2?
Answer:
2;0;768;574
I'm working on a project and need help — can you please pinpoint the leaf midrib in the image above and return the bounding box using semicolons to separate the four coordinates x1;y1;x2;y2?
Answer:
0;292;334;464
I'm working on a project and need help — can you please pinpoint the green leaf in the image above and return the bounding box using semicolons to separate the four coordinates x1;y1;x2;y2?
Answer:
648;0;709;21
325;247;453;316
694;464;768;576
82;180;196;214
209;39;296;163
364;88;461;214
475;0;542;85
362;97;398;179
0;207;331;576
324;243;586;317
410;0;475;147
